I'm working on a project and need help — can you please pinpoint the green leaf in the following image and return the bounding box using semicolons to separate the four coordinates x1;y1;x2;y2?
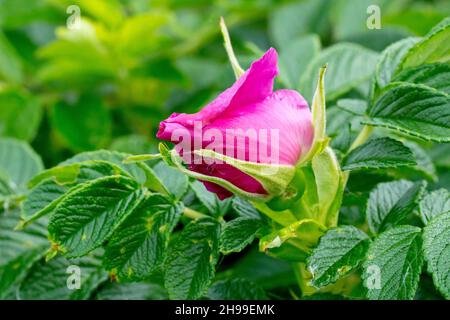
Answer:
18;255;107;300
362;226;424;300
336;99;367;116
20;178;71;227
219;218;263;255
153;161;188;200
0;138;43;194
190;180;230;217
278;34;321;89
164;218;220;300
104;195;183;281
299;43;379;101
367;180;426;234
342;138;416;171
375;37;420;88
0;208;48;298
231;197;262;220
393;63;450;95
259;219;327;262
423;211;450;299
307;226;370;288
365;83;450;142
207;279;268;300
48;176;145;258
21;160;133;226
0;31;23;83
0;88;42;141
399;17;450;70
60;150;165;192
51;95;112;151
269;0;330;48
419;189;450;225
96;281;168;300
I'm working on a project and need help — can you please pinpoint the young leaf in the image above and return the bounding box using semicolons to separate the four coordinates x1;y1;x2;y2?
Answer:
103;194;183;281
219;218;263;254
307;226;370;288
365;83;450;142
367;180;426;234
164;218;220;300
48;176;145;258
362;226;424;300
419;189;450;225
393;63;450;94
423;211;450;299
342;138;416;171
207;279;268;300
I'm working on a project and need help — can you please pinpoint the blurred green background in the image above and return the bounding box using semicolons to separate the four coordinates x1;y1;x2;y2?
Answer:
1;0;449;168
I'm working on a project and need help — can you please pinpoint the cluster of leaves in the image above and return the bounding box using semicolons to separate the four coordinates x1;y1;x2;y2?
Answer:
0;0;449;300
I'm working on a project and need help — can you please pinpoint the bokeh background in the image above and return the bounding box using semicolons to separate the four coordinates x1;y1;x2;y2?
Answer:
0;0;449;168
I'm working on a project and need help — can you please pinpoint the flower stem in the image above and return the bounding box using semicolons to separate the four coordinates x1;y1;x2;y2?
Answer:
342;125;373;184
183;207;207;220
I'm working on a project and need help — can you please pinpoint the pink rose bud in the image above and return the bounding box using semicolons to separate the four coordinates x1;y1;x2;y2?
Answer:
157;48;314;200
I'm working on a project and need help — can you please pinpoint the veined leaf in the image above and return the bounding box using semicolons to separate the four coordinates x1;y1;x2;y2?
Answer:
0;209;48;298
164;218;220;300
48;176;145;258
367;180;426;234
96;281;167;300
299;43;378;101
219;218;263;255
375;37;420;88
191;180;230;217
18;254;107;300
362;226;423;300
60;150;167;193
307;226;370;288
336;99;367;116
419;189;450;225
393;63;450;94
207;279;268;300
365;83;450;142
104;194;183;281
153;161;188;200
232;197;262;220
399;17;450;70
0;138;43;193
342;138;416;171
21;160;133;227
423;211;450;299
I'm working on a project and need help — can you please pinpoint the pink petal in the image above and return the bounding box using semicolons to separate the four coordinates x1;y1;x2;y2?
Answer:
157;48;278;140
